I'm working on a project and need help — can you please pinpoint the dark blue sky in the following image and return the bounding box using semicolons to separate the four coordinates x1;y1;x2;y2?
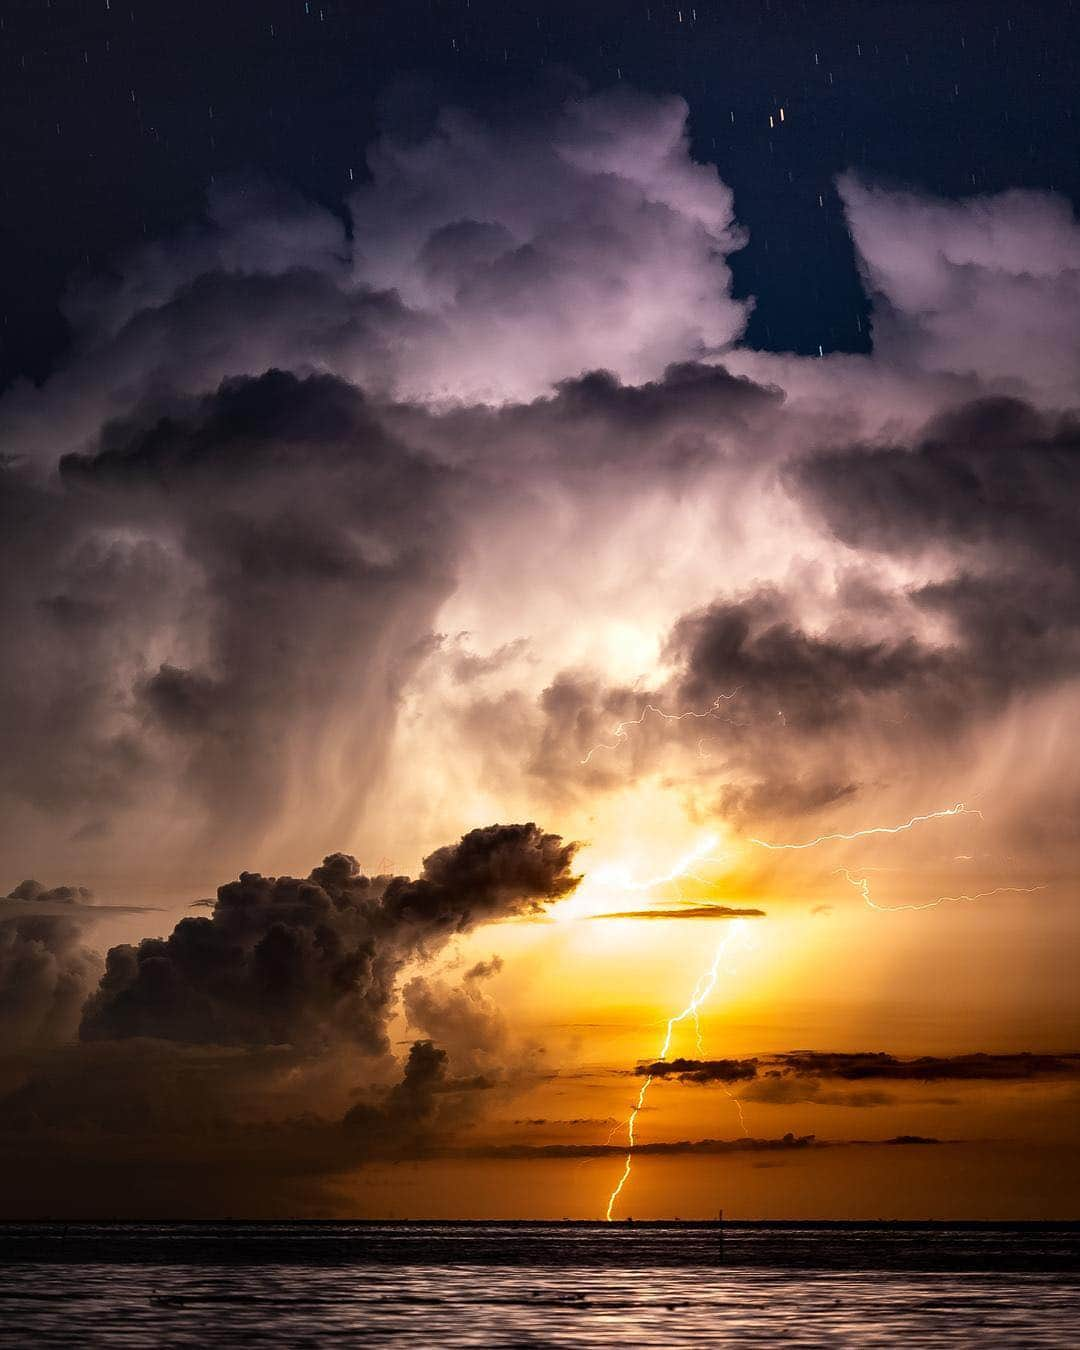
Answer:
3;0;1079;387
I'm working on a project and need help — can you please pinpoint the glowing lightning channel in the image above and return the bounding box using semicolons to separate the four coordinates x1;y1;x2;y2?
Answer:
620;834;728;896
837;868;1047;913
581;691;740;765
748;802;976;851
605;923;743;1221
603;801;991;1220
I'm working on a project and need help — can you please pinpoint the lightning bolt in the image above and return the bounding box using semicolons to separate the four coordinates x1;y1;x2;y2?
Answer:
603;799;993;1219
605;921;745;1221
748;802;976;851
581;690;740;765
623;833;728;897
837;868;1046;913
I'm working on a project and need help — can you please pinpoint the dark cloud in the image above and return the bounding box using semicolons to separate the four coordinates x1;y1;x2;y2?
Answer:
0;1032;503;1218
471;1132;946;1159
637;1057;758;1083
512;1118;615;1127
0;822;578;1213
774;1052;1080;1083
667;591;950;730
340;1039;452;1153
595;906;765;921
80;824;578;1051
474;1132;815;1158
643;1051;1080;1092
793;397;1080;703
716;780;859;828
391;360;780;481
6;880;92;906
0;880;155;921
797;398;1080;565
524;589;963;820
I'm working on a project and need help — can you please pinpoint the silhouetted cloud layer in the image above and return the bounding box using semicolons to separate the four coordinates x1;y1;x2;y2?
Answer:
474;1133;944;1159
638;1057;758;1082
81;824;578;1050
594;905;766;920
638;1052;1080;1087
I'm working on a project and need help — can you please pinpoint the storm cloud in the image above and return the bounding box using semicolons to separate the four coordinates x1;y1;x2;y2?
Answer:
1;367;461;879
80;824;578;1050
4;81;1080;1219
0;913;101;1053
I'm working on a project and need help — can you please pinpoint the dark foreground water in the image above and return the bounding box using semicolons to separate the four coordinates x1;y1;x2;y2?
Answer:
1;1223;1077;1347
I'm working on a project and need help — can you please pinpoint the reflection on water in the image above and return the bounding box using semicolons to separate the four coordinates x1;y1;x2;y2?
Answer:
0;1225;1077;1347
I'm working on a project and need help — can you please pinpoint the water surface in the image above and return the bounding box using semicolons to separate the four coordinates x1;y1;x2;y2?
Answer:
1;1222;1076;1347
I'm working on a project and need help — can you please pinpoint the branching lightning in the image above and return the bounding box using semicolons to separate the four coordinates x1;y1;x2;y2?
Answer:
748;802;976;851
624;834;727;896
837;868;1046;913
581;690;740;765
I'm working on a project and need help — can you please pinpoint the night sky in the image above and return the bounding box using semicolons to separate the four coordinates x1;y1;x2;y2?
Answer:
2;0;1080;1232
4;0;1080;386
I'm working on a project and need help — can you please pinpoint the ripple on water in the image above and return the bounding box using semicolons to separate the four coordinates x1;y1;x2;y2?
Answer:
1;1262;1079;1348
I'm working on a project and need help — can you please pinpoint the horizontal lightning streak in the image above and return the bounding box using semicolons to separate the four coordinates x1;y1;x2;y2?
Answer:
581;690;740;765
838;868;1047;913
749;802;975;851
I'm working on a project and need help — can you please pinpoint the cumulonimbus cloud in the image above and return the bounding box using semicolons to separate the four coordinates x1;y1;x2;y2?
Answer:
8;86;1079;888
3;82;1080;1215
80;824;578;1051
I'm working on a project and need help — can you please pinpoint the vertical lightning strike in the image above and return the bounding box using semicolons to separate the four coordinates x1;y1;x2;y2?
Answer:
605;922;743;1221
581;690;740;765
603;799;995;1220
726;1088;749;1135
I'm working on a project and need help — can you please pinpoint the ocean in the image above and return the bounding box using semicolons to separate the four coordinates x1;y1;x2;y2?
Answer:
0;1222;1077;1346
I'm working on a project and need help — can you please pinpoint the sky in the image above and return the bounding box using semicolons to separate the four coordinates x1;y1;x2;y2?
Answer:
1;1;1079;1221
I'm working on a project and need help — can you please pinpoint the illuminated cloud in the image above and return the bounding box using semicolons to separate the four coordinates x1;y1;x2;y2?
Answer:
349;89;750;401
840;174;1080;400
